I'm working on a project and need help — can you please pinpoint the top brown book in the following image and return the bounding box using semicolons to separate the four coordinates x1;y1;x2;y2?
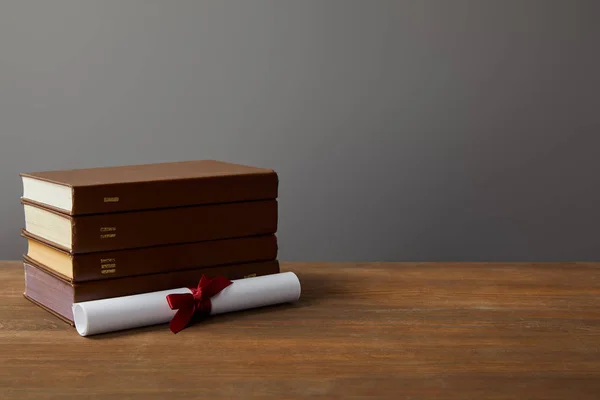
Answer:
20;160;278;215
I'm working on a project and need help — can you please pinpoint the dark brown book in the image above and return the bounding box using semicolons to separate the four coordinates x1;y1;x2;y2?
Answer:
23;259;280;323
20;160;278;215
22;230;278;282
22;199;278;253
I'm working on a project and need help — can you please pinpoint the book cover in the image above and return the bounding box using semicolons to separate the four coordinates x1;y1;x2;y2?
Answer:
20;160;278;215
22;199;278;253
22;230;278;282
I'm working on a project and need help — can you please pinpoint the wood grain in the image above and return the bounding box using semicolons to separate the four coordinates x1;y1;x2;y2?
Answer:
1;261;599;399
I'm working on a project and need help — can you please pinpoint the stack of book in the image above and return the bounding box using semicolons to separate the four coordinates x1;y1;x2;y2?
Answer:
19;160;280;325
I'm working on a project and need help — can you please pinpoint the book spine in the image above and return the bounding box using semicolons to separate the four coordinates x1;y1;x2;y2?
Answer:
72;235;278;282
71;172;278;215
70;200;278;253
73;260;281;302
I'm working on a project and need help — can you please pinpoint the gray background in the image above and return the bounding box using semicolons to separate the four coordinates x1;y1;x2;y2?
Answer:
1;0;599;261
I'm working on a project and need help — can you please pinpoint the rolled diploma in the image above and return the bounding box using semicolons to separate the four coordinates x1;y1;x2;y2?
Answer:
73;272;301;336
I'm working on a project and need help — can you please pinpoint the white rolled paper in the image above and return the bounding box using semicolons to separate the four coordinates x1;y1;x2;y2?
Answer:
72;272;301;337
72;287;191;337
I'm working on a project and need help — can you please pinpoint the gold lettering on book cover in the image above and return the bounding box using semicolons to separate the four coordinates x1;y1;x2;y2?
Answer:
104;197;119;202
101;269;116;274
100;234;116;239
100;259;117;274
100;227;116;232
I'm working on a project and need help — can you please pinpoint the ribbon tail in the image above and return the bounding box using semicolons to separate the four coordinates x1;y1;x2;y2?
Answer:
169;306;196;334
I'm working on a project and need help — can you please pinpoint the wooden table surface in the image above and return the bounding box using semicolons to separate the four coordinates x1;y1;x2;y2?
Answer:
1;261;600;399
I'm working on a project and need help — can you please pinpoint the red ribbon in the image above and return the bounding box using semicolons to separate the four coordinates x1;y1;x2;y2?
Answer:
166;275;233;333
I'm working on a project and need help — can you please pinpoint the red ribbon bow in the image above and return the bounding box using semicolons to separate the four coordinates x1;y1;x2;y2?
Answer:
166;275;233;333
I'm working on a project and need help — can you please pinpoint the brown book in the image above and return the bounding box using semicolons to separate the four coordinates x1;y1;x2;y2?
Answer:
20;160;278;215
22;199;278;253
23;231;278;282
23;258;280;323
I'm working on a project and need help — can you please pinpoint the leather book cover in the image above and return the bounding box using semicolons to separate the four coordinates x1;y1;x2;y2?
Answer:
20;160;278;215
22;199;278;253
22;230;278;282
23;258;281;322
